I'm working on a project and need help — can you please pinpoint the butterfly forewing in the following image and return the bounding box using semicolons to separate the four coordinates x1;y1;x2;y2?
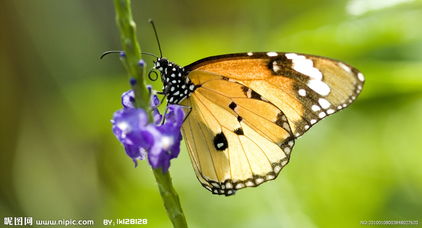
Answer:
185;52;364;137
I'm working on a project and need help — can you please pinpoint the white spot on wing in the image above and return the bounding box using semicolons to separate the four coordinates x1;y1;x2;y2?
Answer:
272;61;281;72
245;181;254;187
246;89;252;98
298;89;307;96
267;52;278;57
357;72;365;82
285;53;331;96
311;105;321;112
255;178;264;184
247;52;253;56
288;140;294;147
318;98;331;109
307;79;331;96
266;174;275;180
285;53;322;79
235;183;244;189
338;62;352;73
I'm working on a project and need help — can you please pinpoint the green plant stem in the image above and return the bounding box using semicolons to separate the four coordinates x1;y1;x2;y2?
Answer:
113;0;188;227
153;169;188;228
113;0;149;114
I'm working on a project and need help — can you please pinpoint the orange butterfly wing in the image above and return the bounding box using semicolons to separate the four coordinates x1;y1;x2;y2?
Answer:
185;52;364;137
180;52;364;195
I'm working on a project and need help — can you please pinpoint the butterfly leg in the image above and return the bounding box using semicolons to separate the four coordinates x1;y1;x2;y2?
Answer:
158;104;191;125
179;105;192;122
160;106;168;125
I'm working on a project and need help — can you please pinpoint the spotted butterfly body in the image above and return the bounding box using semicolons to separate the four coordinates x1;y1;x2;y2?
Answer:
153;52;364;196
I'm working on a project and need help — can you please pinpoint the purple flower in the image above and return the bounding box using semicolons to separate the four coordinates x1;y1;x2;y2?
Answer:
147;105;184;171
112;108;149;166
122;89;162;124
112;88;184;171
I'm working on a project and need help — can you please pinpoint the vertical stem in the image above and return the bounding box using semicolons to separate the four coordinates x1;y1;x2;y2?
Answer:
153;169;188;228
113;0;149;113
112;1;188;227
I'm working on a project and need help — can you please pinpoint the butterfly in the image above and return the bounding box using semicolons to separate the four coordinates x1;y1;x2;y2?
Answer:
140;16;364;197
152;51;364;196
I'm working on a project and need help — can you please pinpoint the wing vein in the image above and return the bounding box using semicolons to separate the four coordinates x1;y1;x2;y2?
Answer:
184;99;202;174
191;96;221;182
193;94;233;182
199;85;282;125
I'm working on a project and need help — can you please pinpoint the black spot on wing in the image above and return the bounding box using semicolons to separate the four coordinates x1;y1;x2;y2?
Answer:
241;86;248;93
229;102;237;110
267;55;292;75
241;85;263;100
275;112;291;132
250;90;261;99
234;128;244;135
275;113;285;127
213;132;228;151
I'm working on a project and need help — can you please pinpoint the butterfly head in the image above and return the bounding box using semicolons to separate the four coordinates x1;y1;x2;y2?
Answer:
153;58;196;104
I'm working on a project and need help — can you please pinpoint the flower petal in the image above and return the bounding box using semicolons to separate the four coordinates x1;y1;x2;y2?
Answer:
121;90;135;109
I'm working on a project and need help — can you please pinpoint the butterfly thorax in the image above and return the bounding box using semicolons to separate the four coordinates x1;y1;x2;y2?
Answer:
154;58;196;104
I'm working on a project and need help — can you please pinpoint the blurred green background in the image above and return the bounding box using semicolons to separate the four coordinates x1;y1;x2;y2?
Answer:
1;0;421;227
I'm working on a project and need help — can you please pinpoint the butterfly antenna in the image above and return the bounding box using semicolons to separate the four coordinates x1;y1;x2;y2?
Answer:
100;50;123;59
101;50;158;59
141;52;159;58
149;19;163;58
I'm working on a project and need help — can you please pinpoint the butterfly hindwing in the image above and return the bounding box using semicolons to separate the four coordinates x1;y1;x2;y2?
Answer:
180;72;294;195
